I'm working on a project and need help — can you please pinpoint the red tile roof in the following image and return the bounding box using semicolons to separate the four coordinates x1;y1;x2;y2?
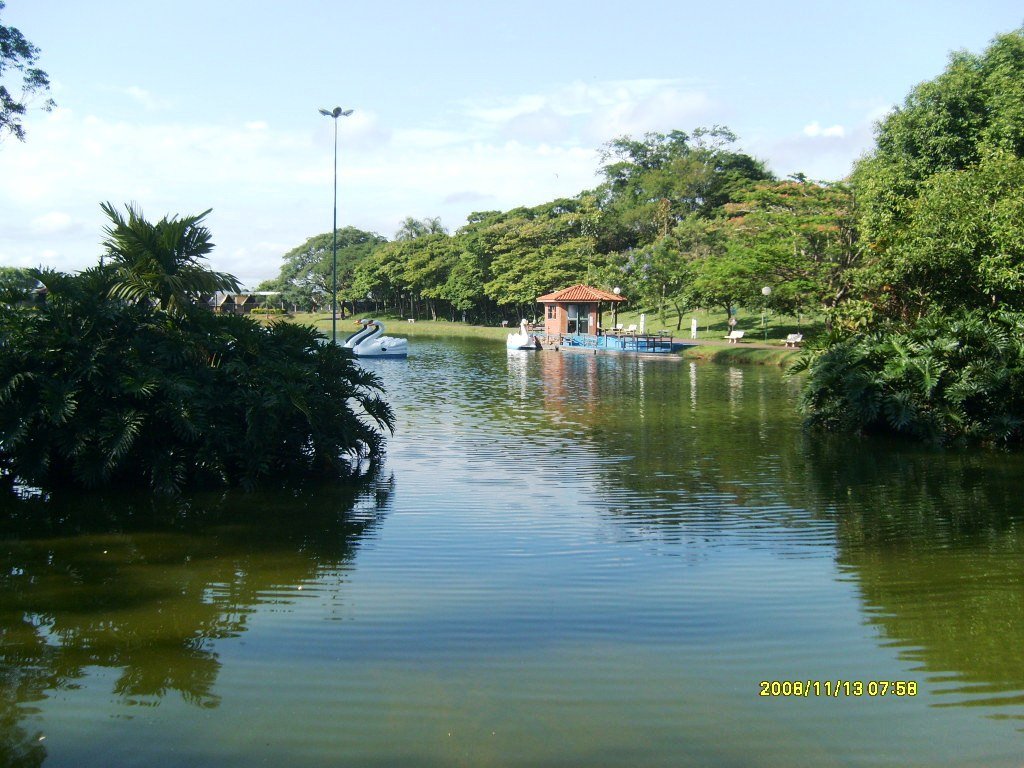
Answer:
536;284;627;303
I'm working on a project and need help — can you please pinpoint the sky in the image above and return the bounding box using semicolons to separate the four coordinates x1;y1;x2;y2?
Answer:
1;1;1022;288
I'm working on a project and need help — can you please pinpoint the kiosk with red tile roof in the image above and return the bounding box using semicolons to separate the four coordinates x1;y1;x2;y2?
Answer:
536;284;675;353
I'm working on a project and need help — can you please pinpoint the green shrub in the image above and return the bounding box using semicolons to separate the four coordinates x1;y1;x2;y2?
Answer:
1;263;394;492
792;311;1024;445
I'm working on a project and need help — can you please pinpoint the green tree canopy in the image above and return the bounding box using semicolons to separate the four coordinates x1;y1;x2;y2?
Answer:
0;265;36;297
597;127;773;252
0;0;54;142
852;28;1024;319
257;226;386;312
800;28;1024;447
720;180;861;319
260;127;778;324
481;196;602;310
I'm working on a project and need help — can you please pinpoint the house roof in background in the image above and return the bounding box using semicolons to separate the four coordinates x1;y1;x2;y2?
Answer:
536;284;627;303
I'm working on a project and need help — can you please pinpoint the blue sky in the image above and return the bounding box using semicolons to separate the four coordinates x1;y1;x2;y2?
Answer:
1;1;1021;287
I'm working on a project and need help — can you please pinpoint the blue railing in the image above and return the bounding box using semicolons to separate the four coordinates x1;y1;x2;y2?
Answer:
560;332;675;353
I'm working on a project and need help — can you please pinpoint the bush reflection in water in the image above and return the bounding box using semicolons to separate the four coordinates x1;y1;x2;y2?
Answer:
0;474;392;766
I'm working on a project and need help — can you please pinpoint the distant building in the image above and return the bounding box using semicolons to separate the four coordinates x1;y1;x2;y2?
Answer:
537;284;626;337
204;291;280;315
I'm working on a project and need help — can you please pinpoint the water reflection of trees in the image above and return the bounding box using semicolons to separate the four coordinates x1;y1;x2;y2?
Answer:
534;356;806;504
0;477;391;764
530;354;1024;715
799;437;1024;715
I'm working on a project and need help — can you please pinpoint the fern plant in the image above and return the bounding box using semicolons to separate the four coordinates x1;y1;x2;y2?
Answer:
794;310;1024;446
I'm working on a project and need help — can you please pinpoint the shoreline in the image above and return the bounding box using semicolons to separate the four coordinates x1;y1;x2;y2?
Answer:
279;314;804;367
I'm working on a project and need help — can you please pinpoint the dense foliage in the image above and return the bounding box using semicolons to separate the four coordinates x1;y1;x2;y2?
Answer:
9;26;1020;451
0;206;394;493
250;30;1019;338
789;28;1024;445
852;29;1024;322
0;266;35;294
794;312;1024;445
101;202;242;315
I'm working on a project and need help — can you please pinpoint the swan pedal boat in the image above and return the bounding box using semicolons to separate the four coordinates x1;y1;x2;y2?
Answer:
507;319;542;350
343;319;409;358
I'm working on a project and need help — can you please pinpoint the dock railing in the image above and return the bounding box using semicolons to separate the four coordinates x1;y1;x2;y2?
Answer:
560;331;675;353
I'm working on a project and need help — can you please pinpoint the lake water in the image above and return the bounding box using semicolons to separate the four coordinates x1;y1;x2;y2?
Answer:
2;336;1023;766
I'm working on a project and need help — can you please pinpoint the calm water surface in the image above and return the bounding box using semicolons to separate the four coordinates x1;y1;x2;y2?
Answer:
2;337;1023;766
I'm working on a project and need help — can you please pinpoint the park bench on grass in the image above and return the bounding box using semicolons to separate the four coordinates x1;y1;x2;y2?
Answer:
725;330;744;343
784;333;803;348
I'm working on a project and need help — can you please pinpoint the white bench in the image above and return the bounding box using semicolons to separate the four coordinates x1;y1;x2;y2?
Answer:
784;333;803;348
725;330;744;343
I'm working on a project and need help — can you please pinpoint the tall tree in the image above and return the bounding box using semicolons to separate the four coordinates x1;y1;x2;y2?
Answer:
800;29;1024;446
258;227;385;312
596;127;773;252
0;0;55;142
101;202;240;316
721;179;862;319
394;216;447;241
482;196;602;311
852;28;1024;319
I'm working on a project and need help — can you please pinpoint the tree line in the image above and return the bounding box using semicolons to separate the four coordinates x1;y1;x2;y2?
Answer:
796;28;1024;446
257;120;884;331
264;29;1024;343
261;126;792;328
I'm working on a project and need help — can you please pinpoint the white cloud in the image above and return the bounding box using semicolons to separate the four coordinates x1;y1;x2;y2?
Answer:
587;85;714;143
0;79;880;286
459;79;716;147
751;110;881;181
803;121;846;138
31;211;76;233
124;86;171;112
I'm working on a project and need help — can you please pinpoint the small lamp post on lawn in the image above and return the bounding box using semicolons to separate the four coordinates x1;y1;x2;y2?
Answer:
761;285;772;342
612;286;621;328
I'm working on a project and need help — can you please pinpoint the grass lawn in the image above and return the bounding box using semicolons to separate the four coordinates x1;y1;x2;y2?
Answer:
680;345;802;367
617;306;822;345
286;313;510;341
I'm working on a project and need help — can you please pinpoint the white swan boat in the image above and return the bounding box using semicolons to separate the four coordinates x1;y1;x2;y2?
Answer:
343;319;409;358
506;319;541;350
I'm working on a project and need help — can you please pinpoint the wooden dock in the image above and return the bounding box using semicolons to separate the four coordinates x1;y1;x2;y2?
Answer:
540;332;680;355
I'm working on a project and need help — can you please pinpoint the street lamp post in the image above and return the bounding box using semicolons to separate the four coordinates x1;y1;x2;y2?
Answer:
761;285;772;342
612;286;621;327
319;106;354;343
